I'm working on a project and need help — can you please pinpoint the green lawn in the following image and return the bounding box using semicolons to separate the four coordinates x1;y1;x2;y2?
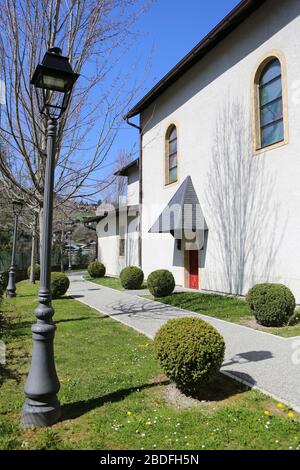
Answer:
84;275;124;290
1;281;300;450
84;275;147;291
150;292;300;338
85;275;300;338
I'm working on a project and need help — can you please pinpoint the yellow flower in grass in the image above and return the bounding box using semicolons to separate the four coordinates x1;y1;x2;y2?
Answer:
287;411;295;419
264;410;270;417
277;403;284;409
127;411;132;417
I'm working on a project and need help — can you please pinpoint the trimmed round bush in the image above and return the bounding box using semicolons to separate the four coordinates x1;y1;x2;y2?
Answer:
154;317;225;393
246;283;295;327
51;272;70;299
88;260;106;278
120;266;144;290
147;269;175;298
27;264;40;281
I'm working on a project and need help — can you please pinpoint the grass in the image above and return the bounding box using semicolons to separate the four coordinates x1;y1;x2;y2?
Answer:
84;275;147;291
1;281;300;450
149;292;300;338
85;274;300;337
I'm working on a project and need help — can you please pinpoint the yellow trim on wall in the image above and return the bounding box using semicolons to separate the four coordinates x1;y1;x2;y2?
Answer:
252;50;289;154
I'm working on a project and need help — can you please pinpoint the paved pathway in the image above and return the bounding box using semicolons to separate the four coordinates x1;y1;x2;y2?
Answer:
68;274;300;411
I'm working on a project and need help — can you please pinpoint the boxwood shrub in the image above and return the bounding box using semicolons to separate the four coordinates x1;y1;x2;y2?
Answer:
27;264;40;281
120;266;144;290
154;317;225;393
88;260;106;278
51;272;70;299
246;283;295;327
147;269;175;298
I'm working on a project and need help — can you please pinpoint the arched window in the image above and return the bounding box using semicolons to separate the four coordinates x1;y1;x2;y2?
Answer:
166;125;178;185
257;58;284;149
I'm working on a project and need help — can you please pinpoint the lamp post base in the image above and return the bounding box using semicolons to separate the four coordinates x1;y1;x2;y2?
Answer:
21;396;61;428
6;290;16;298
6;268;16;298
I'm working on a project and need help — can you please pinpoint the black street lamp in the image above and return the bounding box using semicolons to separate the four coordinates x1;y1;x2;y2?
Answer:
21;47;79;428
67;230;73;271
65;220;74;271
6;199;24;298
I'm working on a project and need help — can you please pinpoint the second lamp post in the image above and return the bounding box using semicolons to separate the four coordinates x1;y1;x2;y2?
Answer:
6;199;24;298
21;47;79;427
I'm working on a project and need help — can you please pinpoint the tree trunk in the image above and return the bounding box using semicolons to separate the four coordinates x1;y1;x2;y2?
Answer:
29;213;38;284
39;207;43;267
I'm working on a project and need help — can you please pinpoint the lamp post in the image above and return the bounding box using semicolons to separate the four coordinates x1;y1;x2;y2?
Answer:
67;230;73;271
65;220;74;271
6;199;24;298
21;47;79;427
83;217;98;260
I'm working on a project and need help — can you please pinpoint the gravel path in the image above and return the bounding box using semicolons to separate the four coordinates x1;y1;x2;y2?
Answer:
68;274;300;412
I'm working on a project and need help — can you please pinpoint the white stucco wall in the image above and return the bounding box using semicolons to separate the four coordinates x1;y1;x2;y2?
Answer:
140;0;300;300
97;212;139;276
127;166;139;206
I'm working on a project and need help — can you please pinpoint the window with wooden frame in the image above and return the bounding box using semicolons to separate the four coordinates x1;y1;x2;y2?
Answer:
165;125;178;185
254;56;287;150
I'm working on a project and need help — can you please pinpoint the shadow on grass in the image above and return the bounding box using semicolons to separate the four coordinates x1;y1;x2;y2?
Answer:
3;321;33;339
0;363;24;387
60;380;169;422
55;316;94;324
168;372;253;404
16;292;37;298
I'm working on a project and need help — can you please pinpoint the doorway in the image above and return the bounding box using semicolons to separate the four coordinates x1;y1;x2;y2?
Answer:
189;250;199;289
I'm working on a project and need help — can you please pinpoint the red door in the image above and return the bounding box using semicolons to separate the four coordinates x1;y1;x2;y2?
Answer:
189;250;199;289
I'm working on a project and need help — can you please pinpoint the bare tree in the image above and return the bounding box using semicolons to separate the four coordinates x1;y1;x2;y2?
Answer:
0;0;151;233
100;148;133;204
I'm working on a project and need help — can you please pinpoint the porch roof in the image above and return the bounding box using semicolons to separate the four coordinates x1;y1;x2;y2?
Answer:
149;176;207;237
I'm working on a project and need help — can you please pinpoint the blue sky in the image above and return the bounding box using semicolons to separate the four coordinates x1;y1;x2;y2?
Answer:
98;0;241;198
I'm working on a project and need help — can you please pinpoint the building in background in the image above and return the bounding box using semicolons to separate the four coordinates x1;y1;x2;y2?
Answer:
95;159;140;276
96;0;300;302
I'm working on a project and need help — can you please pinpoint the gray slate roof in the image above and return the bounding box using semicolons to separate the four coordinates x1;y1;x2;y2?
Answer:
149;176;207;237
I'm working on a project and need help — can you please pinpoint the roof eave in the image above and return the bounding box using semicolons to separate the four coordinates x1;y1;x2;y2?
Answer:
125;0;266;119
114;158;139;176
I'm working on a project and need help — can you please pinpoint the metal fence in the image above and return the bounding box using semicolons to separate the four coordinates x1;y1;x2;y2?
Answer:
0;250;31;272
0;248;95;273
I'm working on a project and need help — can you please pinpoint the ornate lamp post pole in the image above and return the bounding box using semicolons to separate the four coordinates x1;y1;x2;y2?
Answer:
65;220;74;272
67;230;73;271
6;199;24;298
21;47;79;427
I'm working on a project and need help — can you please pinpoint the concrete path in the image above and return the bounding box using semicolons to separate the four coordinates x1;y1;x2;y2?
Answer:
68;274;300;412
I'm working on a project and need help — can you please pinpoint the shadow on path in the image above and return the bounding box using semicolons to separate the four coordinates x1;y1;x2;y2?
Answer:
223;350;273;368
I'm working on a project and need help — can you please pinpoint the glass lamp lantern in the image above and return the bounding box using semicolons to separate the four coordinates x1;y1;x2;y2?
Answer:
12;198;24;216
31;47;79;120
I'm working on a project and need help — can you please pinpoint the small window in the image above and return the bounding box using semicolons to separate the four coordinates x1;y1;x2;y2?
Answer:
258;58;284;149
166;125;178;185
